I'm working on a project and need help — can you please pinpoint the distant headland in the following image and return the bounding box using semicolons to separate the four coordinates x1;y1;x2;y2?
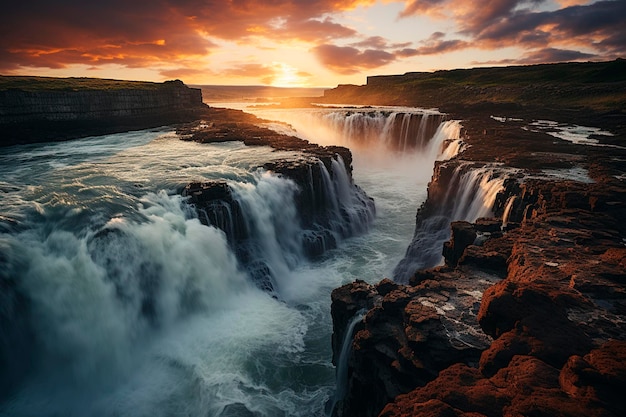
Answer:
0;77;207;146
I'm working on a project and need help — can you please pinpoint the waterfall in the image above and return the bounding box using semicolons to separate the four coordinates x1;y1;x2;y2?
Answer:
0;106;462;416
450;166;506;222
501;196;517;229
329;309;366;416
184;155;375;294
253;108;457;156
393;164;507;282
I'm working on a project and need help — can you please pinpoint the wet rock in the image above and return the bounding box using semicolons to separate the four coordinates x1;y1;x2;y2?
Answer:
443;221;477;267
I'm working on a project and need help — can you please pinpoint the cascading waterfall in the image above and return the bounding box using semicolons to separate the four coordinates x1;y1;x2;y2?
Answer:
393;163;507;283
185;155;376;293
501;196;517;229
252;107;452;154
329;309;367;415
1;104;466;417
450;166;507;221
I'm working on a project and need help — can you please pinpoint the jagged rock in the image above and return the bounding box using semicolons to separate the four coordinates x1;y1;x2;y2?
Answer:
330;268;497;417
182;181;248;245
560;341;626;414
443;221;477;267
332;101;626;416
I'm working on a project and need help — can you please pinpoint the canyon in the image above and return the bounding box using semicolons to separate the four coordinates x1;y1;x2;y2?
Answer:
1;61;624;416
322;62;626;417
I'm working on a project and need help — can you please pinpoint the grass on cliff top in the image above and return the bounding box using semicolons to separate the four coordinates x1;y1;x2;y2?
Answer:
387;59;626;87
0;76;185;92
349;59;626;112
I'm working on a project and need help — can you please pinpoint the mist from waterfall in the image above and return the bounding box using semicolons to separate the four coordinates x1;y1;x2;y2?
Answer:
1;105;463;417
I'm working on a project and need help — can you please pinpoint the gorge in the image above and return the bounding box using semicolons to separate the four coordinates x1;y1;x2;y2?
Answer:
1;61;625;417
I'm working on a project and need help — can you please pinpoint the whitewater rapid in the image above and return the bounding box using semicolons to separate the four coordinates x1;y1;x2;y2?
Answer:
1;106;463;417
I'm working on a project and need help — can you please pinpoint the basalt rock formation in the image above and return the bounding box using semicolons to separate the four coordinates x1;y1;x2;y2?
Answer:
330;98;626;416
179;108;375;291
0;77;207;146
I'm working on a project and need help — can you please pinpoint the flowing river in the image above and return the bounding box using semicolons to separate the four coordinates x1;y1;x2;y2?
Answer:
0;105;461;416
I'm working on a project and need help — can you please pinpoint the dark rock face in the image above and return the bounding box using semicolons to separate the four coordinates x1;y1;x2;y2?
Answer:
179;110;375;291
330;270;498;417
392;160;512;282
1;79;207;146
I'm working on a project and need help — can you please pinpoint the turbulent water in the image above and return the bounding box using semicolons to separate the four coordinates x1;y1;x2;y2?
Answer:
0;106;462;417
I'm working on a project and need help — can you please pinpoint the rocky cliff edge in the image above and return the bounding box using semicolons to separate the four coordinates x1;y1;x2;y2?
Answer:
331;106;626;417
0;77;207;146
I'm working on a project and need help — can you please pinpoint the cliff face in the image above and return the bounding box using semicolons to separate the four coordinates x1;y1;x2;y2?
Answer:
176;109;375;293
330;106;626;416
0;78;207;146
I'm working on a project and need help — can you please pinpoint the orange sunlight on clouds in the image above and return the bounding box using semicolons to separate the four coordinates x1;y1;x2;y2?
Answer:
1;1;623;87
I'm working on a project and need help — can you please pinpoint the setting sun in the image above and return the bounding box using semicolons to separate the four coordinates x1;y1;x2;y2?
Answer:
270;62;309;87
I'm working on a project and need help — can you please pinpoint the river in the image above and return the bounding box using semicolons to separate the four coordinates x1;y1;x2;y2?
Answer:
0;105;460;416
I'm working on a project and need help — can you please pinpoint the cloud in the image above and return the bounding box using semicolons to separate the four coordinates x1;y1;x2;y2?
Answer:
397;0;626;62
411;32;469;55
313;44;396;74
0;0;367;72
1;0;623;80
520;47;597;63
351;36;412;50
472;47;597;66
399;0;447;18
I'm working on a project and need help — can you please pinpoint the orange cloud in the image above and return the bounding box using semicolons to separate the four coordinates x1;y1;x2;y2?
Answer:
0;1;367;73
313;44;396;74
1;0;624;81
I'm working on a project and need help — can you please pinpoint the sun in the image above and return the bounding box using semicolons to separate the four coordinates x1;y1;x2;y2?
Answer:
270;62;309;87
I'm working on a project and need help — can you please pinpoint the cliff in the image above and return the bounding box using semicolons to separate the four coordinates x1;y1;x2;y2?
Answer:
175;108;375;293
0;77;207;146
322;59;626;135
329;61;626;417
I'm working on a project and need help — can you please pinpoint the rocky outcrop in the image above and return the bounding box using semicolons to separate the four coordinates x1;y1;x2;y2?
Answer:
179;109;375;291
331;107;626;416
0;78;207;146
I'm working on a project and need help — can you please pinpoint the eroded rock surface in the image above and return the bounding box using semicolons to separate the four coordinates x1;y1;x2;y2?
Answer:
331;110;626;417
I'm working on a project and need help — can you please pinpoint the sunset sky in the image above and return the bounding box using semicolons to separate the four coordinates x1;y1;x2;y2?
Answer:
2;1;624;87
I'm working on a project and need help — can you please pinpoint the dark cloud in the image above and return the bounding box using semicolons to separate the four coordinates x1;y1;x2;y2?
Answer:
472;47;598;66
0;0;365;71
398;0;626;61
313;44;396;74
412;32;468;55
520;47;598;63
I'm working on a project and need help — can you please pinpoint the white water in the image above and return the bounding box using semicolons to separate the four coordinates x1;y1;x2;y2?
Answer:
449;165;507;222
0;105;461;416
331;309;366;410
393;163;508;282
